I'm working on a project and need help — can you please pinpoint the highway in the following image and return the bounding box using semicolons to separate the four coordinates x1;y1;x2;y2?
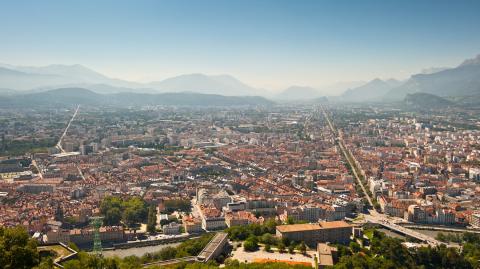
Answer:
56;105;80;153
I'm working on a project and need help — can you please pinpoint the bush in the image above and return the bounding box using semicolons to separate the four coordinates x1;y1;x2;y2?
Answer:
243;239;258;252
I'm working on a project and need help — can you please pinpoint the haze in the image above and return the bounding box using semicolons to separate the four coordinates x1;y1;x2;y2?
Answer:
1;0;480;91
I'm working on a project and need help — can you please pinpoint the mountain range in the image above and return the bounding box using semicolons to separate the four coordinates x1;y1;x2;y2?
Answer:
340;78;402;102
147;73;262;96
1;54;480;102
334;54;480;103
385;55;480;100
0;88;273;108
0;64;263;96
403;92;454;109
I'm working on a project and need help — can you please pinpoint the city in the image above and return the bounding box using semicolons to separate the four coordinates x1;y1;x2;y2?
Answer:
1;1;480;269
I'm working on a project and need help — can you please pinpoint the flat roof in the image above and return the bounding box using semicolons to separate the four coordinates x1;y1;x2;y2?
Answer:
276;221;351;233
319;254;334;266
319;221;351;229
317;243;336;266
317;243;333;255
276;223;322;233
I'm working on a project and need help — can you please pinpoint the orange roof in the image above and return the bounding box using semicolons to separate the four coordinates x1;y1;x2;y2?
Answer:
253;259;312;266
319;220;351;229
276;223;322;233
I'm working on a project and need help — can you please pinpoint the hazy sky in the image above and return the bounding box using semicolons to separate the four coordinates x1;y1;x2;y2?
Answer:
1;0;480;90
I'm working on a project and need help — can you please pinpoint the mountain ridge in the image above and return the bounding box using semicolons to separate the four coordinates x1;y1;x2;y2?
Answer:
385;54;480;100
0;87;274;108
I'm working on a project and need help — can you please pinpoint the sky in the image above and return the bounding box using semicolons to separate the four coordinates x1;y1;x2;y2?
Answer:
1;0;480;90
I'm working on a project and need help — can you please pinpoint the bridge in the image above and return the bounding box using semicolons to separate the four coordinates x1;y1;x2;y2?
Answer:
321;106;459;249
197;232;229;262
142;256;196;267
364;214;459;248
142;232;229;268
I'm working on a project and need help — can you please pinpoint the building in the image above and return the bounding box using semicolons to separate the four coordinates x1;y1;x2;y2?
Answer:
224;211;260;227
47;226;125;246
276;221;352;246
19;184;54;194
183;217;203;234
470;213;480;228
317;243;337;269
162;222;181;235
202;216;226;231
405;205;426;223
196;187;232;209
199;206;226;231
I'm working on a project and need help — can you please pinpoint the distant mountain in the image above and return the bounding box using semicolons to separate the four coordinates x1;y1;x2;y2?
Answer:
275;86;321;100
420;67;449;75
0;88;17;96
404;92;454;108
385;54;480;100
0;64;144;91
0;88;274;107
341;78;401;102
34;83;158;95
0;64;264;96
0;67;70;91
317;81;366;96
148;73;262;96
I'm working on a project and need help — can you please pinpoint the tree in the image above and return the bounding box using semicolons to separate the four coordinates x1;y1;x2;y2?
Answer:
288;244;295;254
281;237;291;247
147;206;157;234
122;197;148;226
297;241;307;255
243;236;259;252
277;242;286;253
264;218;278;234
0;226;40;269
100;196;123;226
349;241;361;253
264;244;271;252
100;196;148;227
260;233;277;245
243;240;258;252
104;207;122;226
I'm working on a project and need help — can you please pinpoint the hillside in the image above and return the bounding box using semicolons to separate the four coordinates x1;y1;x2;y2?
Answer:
403;92;454;109
385;55;480;100
341;79;401;102
0;88;274;108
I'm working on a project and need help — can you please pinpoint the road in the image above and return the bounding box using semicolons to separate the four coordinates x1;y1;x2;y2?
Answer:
363;213;447;246
56;105;80;153
320;106;455;247
321;106;374;208
31;159;43;179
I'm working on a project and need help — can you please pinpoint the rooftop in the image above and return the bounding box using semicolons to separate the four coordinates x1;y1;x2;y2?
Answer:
276;221;351;233
276;223;322;233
